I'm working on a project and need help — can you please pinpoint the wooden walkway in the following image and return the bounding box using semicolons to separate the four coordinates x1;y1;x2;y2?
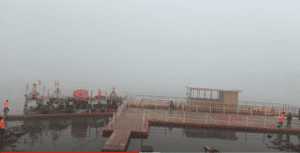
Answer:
101;107;300;152
102;108;148;152
0;111;114;121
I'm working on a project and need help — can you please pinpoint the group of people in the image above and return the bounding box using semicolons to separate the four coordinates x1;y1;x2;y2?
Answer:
278;111;293;128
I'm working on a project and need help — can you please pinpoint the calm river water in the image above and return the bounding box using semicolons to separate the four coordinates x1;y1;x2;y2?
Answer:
1;116;300;152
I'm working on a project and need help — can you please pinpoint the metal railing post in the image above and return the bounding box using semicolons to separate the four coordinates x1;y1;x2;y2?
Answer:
109;117;111;129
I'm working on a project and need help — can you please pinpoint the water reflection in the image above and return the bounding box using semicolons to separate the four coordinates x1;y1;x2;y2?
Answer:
128;126;300;152
1;116;111;152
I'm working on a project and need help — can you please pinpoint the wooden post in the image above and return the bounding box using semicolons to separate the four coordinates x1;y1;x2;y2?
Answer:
206;114;207;124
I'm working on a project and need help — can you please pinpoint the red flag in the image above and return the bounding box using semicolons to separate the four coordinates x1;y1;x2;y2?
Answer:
43;84;45;91
26;84;28;91
38;80;41;85
48;89;49;95
54;81;56;87
98;88;102;96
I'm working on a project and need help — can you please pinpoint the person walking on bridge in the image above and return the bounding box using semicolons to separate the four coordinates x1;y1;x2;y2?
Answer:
277;112;285;128
287;112;292;128
3;100;9;115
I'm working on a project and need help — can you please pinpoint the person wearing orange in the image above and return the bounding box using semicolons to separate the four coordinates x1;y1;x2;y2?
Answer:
3;100;9;115
0;116;5;140
277;112;285;128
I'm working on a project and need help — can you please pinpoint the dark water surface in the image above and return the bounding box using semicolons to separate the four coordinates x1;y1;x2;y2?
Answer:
1;116;111;152
2;116;300;152
127;125;300;152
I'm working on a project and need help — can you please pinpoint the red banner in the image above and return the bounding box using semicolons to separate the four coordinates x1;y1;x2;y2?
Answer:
98;88;102;96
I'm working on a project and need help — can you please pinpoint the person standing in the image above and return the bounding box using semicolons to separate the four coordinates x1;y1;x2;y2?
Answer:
277;112;285;128
0;116;5;140
3;100;9;115
169;101;175;114
287;112;292;128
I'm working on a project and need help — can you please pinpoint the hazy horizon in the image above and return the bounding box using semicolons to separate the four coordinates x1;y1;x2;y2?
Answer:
1;0;300;114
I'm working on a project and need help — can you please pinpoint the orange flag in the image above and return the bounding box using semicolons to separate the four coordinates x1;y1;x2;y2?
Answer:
98;88;102;96
43;84;45;91
26;84;28;91
38;80;41;85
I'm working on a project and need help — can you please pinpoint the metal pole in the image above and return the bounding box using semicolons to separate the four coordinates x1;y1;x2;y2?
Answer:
109;117;111;129
113;113;115;123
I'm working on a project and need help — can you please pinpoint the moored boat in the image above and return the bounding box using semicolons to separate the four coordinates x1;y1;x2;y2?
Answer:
23;83;45;115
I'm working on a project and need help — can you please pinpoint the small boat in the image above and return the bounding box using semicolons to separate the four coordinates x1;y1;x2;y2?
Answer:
47;88;70;114
23;83;45;115
72;89;90;113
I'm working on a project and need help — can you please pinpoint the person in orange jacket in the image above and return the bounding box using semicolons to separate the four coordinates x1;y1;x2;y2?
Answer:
0;116;5;139
3;100;9;115
277;112;285;128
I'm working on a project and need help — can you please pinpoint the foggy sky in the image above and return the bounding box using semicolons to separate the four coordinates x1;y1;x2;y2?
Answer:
1;0;300;114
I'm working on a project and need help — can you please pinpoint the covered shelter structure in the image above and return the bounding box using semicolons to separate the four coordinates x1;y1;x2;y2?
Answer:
186;86;242;113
